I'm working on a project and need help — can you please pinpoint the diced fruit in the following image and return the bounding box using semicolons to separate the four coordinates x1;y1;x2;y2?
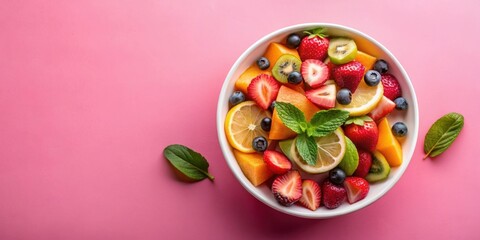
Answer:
229;91;246;107
337;137;359;176
286;33;301;49
374;59;389;73
260;117;271;131
272;170;303;206
392;122;408;137
333;61;365;93
322;180;346;209
252;136;268;152
225;101;271;153
324;58;335;79
301;59;329;88
353;149;373;178
305;84;336;109
365;151;391;182
381;73;402;100
368;96;396;121
233;150;274;186
269;86;320;140
298;180;321;211
394;97;408;110
247;74;280;110
328;38;358;64
344;117;379;152
263;150;292;175
287;71;303;85
264;42;301;71
343;177;369;204
336;88;352;105
355;51;377;72
272;54;302;83
234;65;270;94
298;28;329;61
329;168;346;185
364;70;381;86
335;77;384;116
256;57;270;70
377;118;403;167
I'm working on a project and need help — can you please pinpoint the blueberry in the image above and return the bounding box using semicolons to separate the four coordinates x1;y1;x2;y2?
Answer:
287;71;303;85
269;101;276;112
229;91;245;107
394;97;408;110
373;59;389;74
261;117;271;131
364;70;381;86
256;57;270;70
392;122;408;137
252;136;268;152
329;168;346;185
336;88;352;105
286;33;301;49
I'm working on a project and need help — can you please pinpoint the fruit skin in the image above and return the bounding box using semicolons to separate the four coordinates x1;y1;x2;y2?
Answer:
229;91;246;107
365;151;391;182
381;73;402;100
272;170;303;206
256;57;270;70
286;34;301;49
374;59;389;74
343;177;370;204
260;117;271;131
263;42;300;72
232;150;274;186
353;149;373;178
247;74;280;110
376;118;403;167
322;180;347;209
298;179;321;211
392;122;408;137
301;59;329;88
329;168;346;185
252;136;268;152
344;118;379;152
368;96;396;122
305;83;337;109
287;71;303;85
298;34;330;61
333;61;365;93
336;88;352;105
364;70;381;86
394;97;408;110
263;150;292;175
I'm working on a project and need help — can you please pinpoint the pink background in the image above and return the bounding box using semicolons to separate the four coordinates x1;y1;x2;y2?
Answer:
1;0;479;239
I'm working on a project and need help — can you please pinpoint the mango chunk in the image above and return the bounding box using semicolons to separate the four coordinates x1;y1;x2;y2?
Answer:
376;118;403;167
234;65;270;94
355;51;377;72
264;42;300;71
233;150;273;186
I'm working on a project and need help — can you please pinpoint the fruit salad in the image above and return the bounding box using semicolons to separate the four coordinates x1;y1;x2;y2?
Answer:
224;27;408;211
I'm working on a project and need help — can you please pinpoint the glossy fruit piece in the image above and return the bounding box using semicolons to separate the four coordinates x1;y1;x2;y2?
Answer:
229;91;246;107
392;122;408;137
286;33;301;49
344;117;379;152
264;42;300;71
333;60;365;93
335;78;384;116
394;97;408;110
233;150;274;186
353;149;373;178
271;170;303;206
272;54;302;83
298;28;329;61
252;136;268;152
365;151;391;182
301;59;329;88
336;88;352;105
263;150;292;175
234;65;270;94
328;38;358;64
247;74;280;110
337;136;359;176
368;96;396;122
354;51;377;72
256;57;270;70
322;180;346;209
260;117;271;131
364;70;381;86
305;83;336;109
329;168;346;185
381;73;402;100
377;118;403;167
298;179;321;211
343;177;369;204
287;71;303;85
374;59;389;73
269;86;320;140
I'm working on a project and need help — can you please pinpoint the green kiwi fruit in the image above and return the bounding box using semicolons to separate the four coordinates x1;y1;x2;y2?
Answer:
328;38;357;65
365;151;391;182
272;54;302;83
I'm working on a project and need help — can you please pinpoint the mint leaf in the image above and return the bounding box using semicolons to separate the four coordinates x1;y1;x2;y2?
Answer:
163;144;214;181
424;113;464;159
275;102;307;134
296;134;318;166
309;109;349;137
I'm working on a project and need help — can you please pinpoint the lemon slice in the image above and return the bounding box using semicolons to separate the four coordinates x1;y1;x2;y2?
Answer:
336;80;384;116
225;101;271;153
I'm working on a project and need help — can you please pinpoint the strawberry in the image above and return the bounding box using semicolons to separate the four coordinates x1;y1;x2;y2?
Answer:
324;59;336;79
344;116;379;152
368;96;396;121
263;150;292;175
301;59;329;88
322;180;346;209
298;179;321;211
353;149;373;178
298;28;329;61
333;61;365;93
381;73;402;100
271;170;302;206
305;84;336;109
343;177;370;204
247;74;280;110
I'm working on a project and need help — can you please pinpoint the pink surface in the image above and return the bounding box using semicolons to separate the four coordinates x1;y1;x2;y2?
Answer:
1;0;479;239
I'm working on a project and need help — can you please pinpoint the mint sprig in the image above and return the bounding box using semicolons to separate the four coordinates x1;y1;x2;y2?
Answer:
275;102;349;165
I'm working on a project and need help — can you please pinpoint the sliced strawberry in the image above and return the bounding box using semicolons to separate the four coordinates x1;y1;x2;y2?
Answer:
298;179;321;211
381;73;402;100
322;180;346;209
263;150;292;175
343;177;370;204
368;96;396;121
247;74;280;110
301;59;329;88
305;84;336;109
353;149;372;178
324;58;336;80
271;170;302;206
333;61;365;93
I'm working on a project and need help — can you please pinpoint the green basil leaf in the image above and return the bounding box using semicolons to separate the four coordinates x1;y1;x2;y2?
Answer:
163;144;214;181
275;102;307;134
424;113;464;159
296;133;318;166
309;109;350;137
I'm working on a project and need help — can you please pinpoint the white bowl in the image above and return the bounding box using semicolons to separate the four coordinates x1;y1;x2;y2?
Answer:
216;23;419;218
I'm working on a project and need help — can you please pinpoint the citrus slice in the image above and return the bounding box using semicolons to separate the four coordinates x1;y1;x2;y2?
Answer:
225;101;271;153
336;80;384;116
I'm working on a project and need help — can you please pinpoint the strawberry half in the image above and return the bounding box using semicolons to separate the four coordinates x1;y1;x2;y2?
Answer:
368;96;396;121
381;73;402;100
322;180;346;209
263;150;292;175
301;59;329;88
298;179;321;211
271;170;302;206
343;177;370;204
305;84;336;109
247;74;280;110
333;61;365;93
344;116;379;152
353;149;373;178
298;28;329;61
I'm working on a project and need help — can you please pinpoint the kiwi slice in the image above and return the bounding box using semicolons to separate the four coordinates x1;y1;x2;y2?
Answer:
328;38;358;64
272;54;302;83
365;151;391;182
